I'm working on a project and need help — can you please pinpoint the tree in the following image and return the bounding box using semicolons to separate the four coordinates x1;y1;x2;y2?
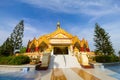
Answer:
118;51;120;58
0;38;14;56
94;23;114;55
20;46;27;53
118;51;120;55
11;20;24;51
0;20;24;56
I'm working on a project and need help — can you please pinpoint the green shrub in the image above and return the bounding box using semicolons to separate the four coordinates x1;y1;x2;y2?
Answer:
95;55;119;63
9;55;30;65
0;55;30;65
112;55;119;62
0;56;12;64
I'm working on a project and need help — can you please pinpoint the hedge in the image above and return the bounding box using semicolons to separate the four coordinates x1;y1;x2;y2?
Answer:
0;56;13;65
0;55;30;65
95;55;119;63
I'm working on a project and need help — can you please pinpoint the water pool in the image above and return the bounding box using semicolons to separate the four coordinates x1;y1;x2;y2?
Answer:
0;71;40;80
104;64;120;74
105;64;120;79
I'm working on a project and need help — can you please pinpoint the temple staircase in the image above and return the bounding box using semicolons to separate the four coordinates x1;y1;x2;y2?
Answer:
49;55;81;68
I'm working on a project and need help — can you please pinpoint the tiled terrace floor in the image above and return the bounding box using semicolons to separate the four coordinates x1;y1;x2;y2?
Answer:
0;67;118;80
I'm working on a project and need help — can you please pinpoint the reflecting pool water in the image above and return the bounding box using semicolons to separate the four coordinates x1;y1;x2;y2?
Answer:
0;71;39;80
105;64;120;79
105;64;120;74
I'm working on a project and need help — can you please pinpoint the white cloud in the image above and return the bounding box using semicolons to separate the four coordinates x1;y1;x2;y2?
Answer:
1;0;120;55
0;30;10;45
0;18;19;45
19;0;120;23
0;17;120;55
25;24;38;33
69;25;95;51
68;20;120;54
0;18;46;47
22;21;48;46
20;0;120;16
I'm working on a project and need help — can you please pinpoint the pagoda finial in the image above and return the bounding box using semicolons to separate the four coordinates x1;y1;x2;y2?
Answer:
57;21;60;29
28;40;31;43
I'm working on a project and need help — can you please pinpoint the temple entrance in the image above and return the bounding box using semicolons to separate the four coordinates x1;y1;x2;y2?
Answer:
53;46;68;55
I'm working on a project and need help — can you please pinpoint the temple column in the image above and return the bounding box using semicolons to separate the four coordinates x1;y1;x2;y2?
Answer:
51;48;54;55
70;45;73;55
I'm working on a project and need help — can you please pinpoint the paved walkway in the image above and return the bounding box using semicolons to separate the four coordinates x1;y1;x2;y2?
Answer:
0;67;118;80
62;68;83;80
36;67;117;80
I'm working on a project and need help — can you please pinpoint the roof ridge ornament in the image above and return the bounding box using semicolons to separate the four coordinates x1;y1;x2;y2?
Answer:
57;21;60;29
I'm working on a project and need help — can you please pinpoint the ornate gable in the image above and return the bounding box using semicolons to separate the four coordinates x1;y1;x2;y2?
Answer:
49;22;73;39
52;33;68;38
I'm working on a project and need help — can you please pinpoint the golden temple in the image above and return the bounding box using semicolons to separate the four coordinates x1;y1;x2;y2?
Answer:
26;22;90;55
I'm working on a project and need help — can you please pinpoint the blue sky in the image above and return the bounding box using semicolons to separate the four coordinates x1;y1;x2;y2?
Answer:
0;0;120;54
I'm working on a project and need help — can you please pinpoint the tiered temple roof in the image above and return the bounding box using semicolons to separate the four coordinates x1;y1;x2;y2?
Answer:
26;22;90;52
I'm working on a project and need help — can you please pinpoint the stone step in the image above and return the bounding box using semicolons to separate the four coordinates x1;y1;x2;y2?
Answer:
49;55;81;68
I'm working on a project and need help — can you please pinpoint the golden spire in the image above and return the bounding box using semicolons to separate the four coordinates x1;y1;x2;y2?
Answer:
57;21;60;29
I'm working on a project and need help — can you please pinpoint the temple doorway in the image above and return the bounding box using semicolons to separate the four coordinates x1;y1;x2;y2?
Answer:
53;46;68;55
